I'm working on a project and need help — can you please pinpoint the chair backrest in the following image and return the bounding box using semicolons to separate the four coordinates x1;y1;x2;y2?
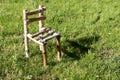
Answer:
23;5;46;34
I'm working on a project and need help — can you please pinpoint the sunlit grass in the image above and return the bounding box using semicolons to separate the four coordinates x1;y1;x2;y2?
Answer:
0;0;120;79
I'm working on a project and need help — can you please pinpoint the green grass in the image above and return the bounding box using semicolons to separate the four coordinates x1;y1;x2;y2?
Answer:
0;0;120;80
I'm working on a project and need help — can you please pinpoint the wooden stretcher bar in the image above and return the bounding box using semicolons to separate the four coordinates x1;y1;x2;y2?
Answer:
41;33;60;42
27;34;44;45
26;7;46;15
27;15;46;24
40;30;55;39
31;28;51;38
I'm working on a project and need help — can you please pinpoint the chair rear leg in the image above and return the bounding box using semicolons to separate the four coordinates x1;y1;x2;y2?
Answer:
56;36;61;61
25;36;29;57
41;44;47;66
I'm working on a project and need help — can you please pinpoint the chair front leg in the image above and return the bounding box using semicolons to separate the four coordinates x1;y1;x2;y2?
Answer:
56;36;61;61
41;44;47;66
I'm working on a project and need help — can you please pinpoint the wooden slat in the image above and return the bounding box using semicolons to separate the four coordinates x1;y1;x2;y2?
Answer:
40;30;55;39
31;28;51;38
40;33;60;42
26;7;46;15
31;28;46;38
27;15;46;24
27;34;44;45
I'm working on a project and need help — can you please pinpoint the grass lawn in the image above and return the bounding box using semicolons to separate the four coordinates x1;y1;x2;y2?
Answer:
0;0;120;80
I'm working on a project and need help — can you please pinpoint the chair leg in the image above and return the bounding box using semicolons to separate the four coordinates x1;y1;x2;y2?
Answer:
39;45;42;51
25;36;29;57
41;44;47;66
56;36;61;61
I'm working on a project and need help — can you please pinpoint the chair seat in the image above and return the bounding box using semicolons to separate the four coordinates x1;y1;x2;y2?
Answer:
27;27;60;45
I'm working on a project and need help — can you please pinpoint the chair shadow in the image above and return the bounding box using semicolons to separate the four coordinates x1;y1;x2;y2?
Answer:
62;35;100;60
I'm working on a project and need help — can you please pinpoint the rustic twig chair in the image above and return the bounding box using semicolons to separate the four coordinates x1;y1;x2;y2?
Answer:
23;5;61;66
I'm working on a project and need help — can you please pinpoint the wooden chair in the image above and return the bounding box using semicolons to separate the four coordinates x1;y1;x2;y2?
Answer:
23;5;61;66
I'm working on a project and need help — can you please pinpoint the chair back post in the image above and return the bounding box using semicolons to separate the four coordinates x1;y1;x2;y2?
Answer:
23;10;28;34
23;10;29;57
39;5;44;32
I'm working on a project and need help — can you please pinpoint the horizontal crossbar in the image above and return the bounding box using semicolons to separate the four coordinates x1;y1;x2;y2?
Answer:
40;33;60;42
40;30;55;39
27;15;46;24
26;7;46;15
31;28;51;38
